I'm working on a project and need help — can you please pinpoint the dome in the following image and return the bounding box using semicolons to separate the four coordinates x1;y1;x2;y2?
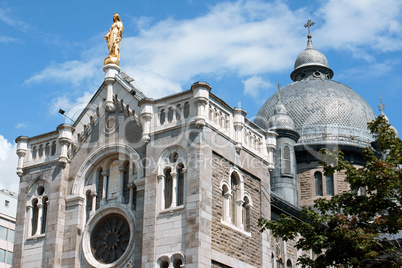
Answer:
267;101;295;129
294;38;329;70
257;22;375;147
255;79;376;147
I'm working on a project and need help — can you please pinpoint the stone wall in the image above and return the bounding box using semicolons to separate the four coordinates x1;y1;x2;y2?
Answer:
211;153;261;267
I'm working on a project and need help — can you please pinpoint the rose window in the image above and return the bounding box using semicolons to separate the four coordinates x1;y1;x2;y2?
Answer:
91;214;130;264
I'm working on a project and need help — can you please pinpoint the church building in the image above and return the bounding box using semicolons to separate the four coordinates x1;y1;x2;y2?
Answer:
13;18;379;268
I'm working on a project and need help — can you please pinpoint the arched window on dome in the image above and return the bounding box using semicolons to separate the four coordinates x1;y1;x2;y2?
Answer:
315;171;323;196
326;174;334;196
281;145;292;176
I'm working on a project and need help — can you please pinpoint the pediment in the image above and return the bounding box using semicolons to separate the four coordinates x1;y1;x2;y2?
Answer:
68;72;146;158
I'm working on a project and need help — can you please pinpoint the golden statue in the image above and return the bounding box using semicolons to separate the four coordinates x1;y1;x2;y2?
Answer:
104;13;123;65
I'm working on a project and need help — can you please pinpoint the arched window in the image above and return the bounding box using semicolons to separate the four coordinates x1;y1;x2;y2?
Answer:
160;109;166;125
158;147;186;211
177;164;184;206
32;146;37;159
38;144;44;158
230;173;239;225
164;167;173;209
183;102;190;118
160;260;169;268
167;107;173;122
45;143;50;156
86;190;92;222
51;141;56;156
173;259;182;268
286;259;292;267
282;145;291;175
176;104;181;121
242;195;251;232
315;171;323;196
326;174;334;196
28;185;48;236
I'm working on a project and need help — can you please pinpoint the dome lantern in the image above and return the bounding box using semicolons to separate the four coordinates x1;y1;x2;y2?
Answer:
290;20;334;82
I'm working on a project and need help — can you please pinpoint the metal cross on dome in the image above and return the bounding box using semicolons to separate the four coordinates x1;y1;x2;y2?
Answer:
304;20;315;36
277;83;282;102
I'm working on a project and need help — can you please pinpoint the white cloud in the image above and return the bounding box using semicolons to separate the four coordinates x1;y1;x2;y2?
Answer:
0;36;20;43
242;75;271;99
25;59;101;88
0;135;20;194
25;1;307;100
316;0;402;56
15;122;28;129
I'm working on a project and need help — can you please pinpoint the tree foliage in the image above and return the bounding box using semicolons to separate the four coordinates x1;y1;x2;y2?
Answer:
259;115;402;267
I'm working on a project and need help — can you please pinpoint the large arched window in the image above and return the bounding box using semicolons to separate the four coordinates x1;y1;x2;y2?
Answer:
158;147;187;211
315;171;323;196
220;168;251;231
27;184;49;237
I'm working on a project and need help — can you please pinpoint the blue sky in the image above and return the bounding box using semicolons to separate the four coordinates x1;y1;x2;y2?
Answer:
1;0;401;193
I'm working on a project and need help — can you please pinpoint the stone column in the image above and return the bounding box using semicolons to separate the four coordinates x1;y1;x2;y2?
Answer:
128;183;135;209
35;198;43;235
223;192;231;222
171;170;178;207
101;170;109;205
157;175;165;209
119;165;126;204
90;192;97;217
236;200;245;229
103;64;121;112
26;205;33;236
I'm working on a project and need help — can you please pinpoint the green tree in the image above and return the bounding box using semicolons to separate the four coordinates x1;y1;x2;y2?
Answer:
259;115;402;267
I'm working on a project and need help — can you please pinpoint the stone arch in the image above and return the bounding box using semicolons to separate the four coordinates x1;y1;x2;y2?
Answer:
72;143;143;195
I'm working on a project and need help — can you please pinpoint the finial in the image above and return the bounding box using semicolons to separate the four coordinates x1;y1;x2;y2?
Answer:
277;83;282;102
304;20;315;38
377;94;386;114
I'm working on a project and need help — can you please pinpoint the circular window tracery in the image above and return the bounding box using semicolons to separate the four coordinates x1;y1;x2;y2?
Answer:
91;214;130;264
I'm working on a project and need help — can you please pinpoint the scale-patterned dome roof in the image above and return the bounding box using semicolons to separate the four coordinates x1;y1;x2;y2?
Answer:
255;79;376;146
294;39;328;70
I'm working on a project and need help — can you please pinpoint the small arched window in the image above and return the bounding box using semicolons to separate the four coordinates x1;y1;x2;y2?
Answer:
315;171;323;196
164;167;173;209
326;174;334;196
160;261;169;268
51;141;56;156
287;259;292;267
45;143;50;156
32;146;37;159
183;102;190;118
242;196;251;232
230;173;239;225
38;144;44;158
176;104;181;121
177;164;185;206
167;107;173;122
160;109;166;125
282;145;291;175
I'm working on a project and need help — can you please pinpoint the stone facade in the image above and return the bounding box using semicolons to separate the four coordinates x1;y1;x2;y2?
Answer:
13;24;377;267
